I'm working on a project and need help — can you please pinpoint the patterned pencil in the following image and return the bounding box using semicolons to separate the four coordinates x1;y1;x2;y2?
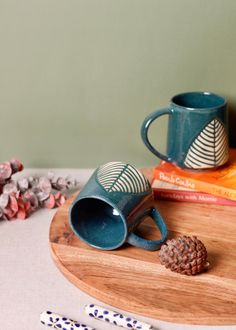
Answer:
84;304;153;330
40;311;95;330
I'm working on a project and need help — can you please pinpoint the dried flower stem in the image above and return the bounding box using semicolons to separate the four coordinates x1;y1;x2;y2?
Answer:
0;159;78;220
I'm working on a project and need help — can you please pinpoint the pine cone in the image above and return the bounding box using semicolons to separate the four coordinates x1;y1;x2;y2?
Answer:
159;235;208;275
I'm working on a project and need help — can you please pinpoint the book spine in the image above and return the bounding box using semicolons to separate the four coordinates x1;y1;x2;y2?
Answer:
153;188;236;206
154;169;236;201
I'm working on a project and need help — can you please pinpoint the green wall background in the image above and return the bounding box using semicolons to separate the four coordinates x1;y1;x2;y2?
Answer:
1;0;236;168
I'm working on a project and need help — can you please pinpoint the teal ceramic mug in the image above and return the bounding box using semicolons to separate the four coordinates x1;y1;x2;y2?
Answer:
69;161;168;251
141;91;229;169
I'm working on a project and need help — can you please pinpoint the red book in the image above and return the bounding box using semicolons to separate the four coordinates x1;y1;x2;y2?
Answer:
153;148;236;201
152;180;236;206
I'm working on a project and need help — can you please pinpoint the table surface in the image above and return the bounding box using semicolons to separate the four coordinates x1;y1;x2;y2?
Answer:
0;169;235;330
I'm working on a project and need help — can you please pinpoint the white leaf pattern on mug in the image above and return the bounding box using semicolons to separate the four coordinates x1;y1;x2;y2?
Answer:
97;161;150;193
184;119;229;169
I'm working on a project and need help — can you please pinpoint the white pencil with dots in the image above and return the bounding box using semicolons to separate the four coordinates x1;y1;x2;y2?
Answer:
84;304;153;330
40;311;95;330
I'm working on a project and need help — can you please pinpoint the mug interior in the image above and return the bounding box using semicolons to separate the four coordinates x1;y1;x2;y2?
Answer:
172;92;226;109
70;198;126;250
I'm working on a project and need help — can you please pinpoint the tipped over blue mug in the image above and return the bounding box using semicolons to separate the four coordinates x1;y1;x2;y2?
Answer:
141;91;229;169
69;161;168;251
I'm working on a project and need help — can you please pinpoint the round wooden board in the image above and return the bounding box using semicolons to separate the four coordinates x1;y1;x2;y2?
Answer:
49;189;236;325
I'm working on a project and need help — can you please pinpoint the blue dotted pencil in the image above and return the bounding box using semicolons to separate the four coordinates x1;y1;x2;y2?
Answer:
84;304;153;330
40;311;95;330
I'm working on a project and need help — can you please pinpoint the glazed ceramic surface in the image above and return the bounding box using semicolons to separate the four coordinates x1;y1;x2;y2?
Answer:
69;161;168;250
141;92;229;169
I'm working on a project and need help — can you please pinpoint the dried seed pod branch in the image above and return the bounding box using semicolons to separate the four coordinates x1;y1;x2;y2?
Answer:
0;159;78;221
0;159;23;187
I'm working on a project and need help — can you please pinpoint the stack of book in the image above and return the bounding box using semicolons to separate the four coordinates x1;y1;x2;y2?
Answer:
152;148;236;206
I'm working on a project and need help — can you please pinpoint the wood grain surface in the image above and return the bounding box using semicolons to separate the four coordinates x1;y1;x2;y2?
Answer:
49;170;236;325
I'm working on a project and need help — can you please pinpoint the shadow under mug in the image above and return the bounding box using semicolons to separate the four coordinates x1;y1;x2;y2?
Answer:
69;161;168;251
141;91;229;169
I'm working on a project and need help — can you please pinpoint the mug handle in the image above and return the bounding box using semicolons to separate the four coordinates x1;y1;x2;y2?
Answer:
126;207;168;251
141;108;173;161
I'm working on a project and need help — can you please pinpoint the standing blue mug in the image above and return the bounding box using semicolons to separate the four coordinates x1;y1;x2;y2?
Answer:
141;91;229;169
69;161;168;251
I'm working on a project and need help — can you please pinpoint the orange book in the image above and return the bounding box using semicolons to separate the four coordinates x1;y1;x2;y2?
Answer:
153;148;236;201
152;179;236;206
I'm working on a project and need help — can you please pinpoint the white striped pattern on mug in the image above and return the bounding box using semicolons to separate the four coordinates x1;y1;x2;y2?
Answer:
97;162;150;193
184;119;229;169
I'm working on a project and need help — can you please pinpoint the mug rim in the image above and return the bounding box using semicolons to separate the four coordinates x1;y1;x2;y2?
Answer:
171;91;227;110
69;195;128;250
